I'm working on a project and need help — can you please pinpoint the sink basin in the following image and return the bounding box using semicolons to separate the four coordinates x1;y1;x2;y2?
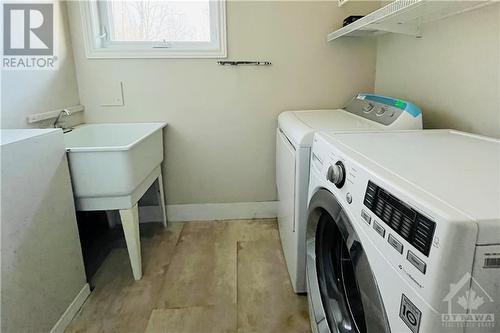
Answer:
64;122;167;211
64;122;167;281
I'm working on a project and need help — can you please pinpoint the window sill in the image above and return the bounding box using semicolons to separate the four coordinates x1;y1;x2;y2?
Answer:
84;48;228;59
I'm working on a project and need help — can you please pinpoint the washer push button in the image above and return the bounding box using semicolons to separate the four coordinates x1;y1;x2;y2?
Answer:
346;192;353;204
407;250;427;274
388;234;403;254
373;220;386;238
361;209;371;225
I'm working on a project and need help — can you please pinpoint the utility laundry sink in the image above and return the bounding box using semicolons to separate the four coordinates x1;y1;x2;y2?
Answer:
64;122;167;280
64;123;166;210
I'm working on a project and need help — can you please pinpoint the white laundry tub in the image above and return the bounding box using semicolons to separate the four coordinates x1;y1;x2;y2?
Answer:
65;122;167;280
64;122;167;211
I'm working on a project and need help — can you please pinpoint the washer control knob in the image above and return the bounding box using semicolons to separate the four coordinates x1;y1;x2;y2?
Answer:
376;107;387;116
363;103;374;113
327;161;346;188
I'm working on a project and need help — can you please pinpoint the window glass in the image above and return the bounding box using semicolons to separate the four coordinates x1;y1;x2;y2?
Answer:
108;1;211;42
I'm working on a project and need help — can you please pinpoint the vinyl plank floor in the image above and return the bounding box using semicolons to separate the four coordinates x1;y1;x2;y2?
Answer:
237;239;310;333
155;221;237;309
153;221;238;332
145;306;236;333
66;219;309;333
65;223;183;333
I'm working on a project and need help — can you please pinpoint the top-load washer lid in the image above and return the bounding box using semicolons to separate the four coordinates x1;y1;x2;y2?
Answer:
278;109;381;148
318;129;500;244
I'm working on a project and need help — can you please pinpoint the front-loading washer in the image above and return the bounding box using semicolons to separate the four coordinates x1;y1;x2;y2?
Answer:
306;130;500;333
276;93;423;293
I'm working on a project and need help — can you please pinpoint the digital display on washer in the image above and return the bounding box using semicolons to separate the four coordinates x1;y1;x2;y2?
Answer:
363;181;436;257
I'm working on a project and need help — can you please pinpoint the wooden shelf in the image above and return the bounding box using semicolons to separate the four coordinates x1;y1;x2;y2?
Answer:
328;0;496;41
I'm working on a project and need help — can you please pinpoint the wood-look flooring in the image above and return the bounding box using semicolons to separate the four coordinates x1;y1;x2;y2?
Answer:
66;219;310;333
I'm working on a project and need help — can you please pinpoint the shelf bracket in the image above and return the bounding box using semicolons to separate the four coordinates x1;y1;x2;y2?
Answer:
367;22;422;37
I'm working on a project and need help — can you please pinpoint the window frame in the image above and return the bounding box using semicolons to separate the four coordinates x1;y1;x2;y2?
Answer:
79;0;227;59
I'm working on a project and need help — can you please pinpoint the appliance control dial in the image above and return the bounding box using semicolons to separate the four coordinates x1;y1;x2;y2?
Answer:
327;161;346;188
363;103;374;113
376;106;387;116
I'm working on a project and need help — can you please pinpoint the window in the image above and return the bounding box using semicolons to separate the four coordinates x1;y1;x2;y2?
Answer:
80;0;226;58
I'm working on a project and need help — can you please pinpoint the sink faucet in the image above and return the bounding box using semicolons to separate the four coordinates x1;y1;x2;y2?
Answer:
53;109;72;132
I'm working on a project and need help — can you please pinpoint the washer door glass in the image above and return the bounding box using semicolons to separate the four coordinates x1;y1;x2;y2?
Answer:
311;190;389;333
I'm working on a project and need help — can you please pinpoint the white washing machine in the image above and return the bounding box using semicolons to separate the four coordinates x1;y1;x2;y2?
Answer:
306;130;500;333
276;93;423;293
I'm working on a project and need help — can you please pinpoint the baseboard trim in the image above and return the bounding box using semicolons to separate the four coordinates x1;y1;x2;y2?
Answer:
50;283;90;333
164;201;278;222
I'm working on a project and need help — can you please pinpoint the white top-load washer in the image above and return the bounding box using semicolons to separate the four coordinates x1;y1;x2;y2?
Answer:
306;130;500;333
276;93;423;293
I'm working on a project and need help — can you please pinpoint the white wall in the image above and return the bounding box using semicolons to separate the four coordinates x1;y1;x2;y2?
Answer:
68;0;380;205
375;3;500;138
1;1;81;129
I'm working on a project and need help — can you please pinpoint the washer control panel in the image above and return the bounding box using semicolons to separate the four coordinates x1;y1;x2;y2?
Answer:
343;93;421;126
363;181;436;257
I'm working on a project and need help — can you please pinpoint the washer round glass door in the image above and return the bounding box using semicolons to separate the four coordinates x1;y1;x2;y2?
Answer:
306;189;390;333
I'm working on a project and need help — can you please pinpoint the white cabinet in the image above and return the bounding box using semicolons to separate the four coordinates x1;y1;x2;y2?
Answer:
1;129;88;332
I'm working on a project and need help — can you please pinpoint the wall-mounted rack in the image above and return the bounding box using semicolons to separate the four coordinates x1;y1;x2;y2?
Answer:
327;0;496;41
27;104;84;124
217;61;271;66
